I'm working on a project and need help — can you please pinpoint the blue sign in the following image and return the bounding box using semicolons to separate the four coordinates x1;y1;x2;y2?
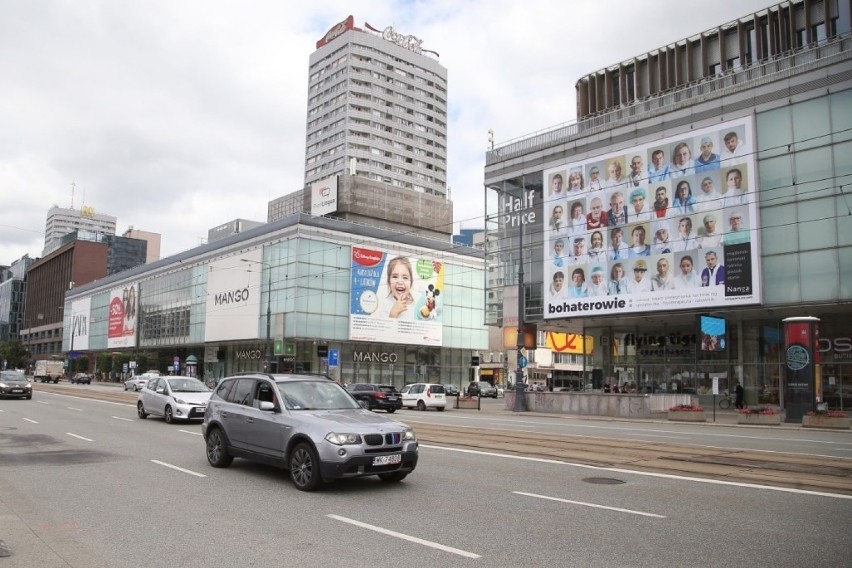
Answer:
518;356;528;369
328;349;339;367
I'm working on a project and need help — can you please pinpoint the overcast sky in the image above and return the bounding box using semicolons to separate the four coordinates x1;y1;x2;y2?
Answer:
0;0;773;263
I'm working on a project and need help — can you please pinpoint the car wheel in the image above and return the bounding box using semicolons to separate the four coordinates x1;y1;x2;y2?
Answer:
124;384;128;391
386;408;396;414
289;442;323;492
378;472;408;483
137;402;148;419
164;406;174;424
205;427;233;468
417;400;426;411
365;399;373;411
26;395;32;400
436;406;445;412
134;385;140;391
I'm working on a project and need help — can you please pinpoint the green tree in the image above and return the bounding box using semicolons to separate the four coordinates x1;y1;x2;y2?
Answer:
0;340;29;370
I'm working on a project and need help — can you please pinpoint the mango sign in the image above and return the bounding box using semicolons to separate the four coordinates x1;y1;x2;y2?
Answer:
546;332;594;354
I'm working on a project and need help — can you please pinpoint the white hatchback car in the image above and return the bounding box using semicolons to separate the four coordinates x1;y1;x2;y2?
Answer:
125;371;160;391
137;376;212;423
401;383;446;411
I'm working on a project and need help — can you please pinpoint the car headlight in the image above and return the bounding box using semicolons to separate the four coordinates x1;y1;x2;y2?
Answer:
174;398;187;404
402;429;416;441
325;433;363;445
0;383;6;388
26;383;32;388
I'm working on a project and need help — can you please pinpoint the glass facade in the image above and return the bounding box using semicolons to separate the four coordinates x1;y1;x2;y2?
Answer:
484;86;852;411
64;219;487;389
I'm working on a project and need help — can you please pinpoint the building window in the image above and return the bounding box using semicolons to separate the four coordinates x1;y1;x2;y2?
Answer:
709;62;722;76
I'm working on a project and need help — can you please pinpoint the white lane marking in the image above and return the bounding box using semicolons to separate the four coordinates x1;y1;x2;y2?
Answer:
515;491;666;518
178;429;202;436
67;432;94;442
112;416;133;422
36;400;48;405
68;407;83;412
150;460;206;478
327;514;480;559
22;418;38;424
420;444;852;500
38;391;134;408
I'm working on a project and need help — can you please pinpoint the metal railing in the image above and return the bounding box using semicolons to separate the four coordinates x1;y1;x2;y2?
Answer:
486;34;851;165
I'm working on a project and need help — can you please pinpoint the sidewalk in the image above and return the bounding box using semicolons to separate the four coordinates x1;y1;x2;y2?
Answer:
471;396;826;430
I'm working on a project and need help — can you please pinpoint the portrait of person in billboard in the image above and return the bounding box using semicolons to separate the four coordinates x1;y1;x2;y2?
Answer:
548;171;566;199
381;256;416;319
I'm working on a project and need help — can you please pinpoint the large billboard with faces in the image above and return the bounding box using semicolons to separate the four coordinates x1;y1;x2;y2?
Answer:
543;116;760;318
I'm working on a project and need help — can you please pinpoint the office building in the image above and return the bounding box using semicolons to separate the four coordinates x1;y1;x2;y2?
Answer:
269;16;453;239
123;227;162;263
484;0;851;409
43;205;116;256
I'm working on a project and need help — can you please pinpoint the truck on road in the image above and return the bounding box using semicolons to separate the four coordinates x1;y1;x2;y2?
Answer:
34;360;65;383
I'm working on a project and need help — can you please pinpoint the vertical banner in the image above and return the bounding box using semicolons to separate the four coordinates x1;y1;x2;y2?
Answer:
107;283;138;349
349;247;444;346
783;316;820;422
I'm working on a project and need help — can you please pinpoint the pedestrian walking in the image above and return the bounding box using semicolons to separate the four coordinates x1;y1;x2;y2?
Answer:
735;382;745;409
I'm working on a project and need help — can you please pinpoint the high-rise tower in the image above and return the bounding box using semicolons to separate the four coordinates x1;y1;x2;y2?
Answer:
305;16;448;196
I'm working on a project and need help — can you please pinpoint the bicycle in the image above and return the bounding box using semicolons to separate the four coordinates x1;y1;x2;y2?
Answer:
718;391;733;410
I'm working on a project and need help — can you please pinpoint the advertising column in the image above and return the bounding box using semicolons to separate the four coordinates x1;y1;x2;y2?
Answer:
782;316;820;423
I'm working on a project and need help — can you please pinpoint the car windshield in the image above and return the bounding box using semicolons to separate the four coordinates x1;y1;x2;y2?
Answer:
429;385;445;394
277;381;361;411
166;378;209;392
378;386;398;394
0;371;26;381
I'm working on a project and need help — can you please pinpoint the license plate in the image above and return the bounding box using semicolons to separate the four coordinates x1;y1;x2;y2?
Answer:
387;396;397;401
372;454;401;466
11;389;23;393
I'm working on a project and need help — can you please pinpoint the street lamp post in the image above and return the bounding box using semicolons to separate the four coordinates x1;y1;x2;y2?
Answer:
488;180;529;412
513;214;527;412
242;259;274;373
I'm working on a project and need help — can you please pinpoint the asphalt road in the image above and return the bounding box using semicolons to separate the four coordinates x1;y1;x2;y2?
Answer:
0;386;850;567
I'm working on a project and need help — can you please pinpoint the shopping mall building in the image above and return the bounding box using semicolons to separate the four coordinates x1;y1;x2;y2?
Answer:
484;0;852;409
62;214;486;386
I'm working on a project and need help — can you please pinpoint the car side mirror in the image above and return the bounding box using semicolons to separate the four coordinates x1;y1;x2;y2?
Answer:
259;401;276;412
156;387;166;394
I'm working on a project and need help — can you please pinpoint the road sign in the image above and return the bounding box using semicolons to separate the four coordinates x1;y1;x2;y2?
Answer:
328;349;339;367
518;356;528;369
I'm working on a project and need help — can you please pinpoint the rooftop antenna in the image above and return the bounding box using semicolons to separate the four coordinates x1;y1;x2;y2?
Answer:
70;180;76;209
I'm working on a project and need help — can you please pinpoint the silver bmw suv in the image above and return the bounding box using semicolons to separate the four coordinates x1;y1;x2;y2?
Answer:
202;373;418;491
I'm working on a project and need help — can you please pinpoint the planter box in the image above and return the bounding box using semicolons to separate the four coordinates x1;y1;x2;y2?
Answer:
455;397;480;410
737;413;781;425
802;415;850;429
668;410;706;422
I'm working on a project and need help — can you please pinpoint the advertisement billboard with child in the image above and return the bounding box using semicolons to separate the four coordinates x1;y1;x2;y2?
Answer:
349;247;444;346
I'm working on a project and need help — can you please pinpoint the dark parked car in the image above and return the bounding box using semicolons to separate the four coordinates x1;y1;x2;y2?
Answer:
69;373;92;385
0;370;32;399
346;383;402;413
202;373;418;491
466;381;497;397
443;384;460;396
